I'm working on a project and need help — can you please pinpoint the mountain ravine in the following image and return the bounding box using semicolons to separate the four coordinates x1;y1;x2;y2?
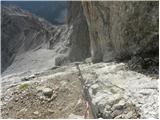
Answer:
1;1;159;119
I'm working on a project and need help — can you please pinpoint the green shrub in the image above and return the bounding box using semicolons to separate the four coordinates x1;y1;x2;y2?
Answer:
19;83;29;90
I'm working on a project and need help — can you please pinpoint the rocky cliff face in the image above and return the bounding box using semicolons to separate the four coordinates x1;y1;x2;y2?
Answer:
82;1;159;62
67;1;90;62
2;1;158;73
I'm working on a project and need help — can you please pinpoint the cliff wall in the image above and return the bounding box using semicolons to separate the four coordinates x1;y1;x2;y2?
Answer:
67;1;90;62
82;1;158;62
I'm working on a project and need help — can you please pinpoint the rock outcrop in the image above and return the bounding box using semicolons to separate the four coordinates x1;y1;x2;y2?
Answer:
82;1;158;62
77;62;158;119
67;1;90;62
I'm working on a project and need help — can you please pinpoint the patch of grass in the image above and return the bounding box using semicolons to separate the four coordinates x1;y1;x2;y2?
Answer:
19;83;29;90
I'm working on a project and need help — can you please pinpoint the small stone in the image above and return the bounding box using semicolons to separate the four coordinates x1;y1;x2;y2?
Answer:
15;98;19;102
42;88;53;97
21;77;29;81
29;74;35;79
33;111;39;115
59;107;62;111
104;104;111;111
112;99;126;110
18;108;27;114
139;89;152;95
111;110;123;117
50;66;59;70
125;111;133;119
39;96;44;100
41;100;45;104
103;110;112;118
77;99;82;105
55;86;59;91
48;109;54;113
36;86;43;92
91;84;99;95
68;113;83;119
22;75;35;81
48;93;57;102
114;114;124;119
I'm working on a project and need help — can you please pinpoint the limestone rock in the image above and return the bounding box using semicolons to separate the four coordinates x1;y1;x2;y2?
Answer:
67;1;90;62
68;113;83;119
55;54;69;66
33;111;39;115
82;1;158;62
42;88;53;97
80;62;158;119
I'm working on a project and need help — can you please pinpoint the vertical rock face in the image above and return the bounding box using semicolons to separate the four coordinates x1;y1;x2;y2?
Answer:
82;1;112;63
67;2;90;62
82;1;159;62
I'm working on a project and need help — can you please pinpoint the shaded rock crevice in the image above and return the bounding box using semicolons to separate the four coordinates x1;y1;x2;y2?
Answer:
67;1;91;62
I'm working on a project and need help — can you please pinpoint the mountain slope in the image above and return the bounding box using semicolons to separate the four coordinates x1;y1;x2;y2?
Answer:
1;2;159;119
1;6;51;72
1;1;67;24
1;5;90;75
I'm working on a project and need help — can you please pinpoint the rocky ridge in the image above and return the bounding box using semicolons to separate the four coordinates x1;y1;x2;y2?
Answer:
77;62;158;119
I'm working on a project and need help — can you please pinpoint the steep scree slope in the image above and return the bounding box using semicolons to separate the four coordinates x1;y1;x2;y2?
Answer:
1;6;52;72
1;5;90;74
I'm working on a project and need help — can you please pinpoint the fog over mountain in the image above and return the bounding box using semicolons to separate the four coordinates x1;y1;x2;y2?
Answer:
1;1;67;24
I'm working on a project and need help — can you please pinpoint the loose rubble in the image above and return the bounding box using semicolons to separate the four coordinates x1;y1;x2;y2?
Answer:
78;62;159;119
1;62;159;119
1;66;93;119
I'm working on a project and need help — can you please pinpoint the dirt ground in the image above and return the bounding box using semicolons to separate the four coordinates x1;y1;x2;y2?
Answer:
1;67;93;119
